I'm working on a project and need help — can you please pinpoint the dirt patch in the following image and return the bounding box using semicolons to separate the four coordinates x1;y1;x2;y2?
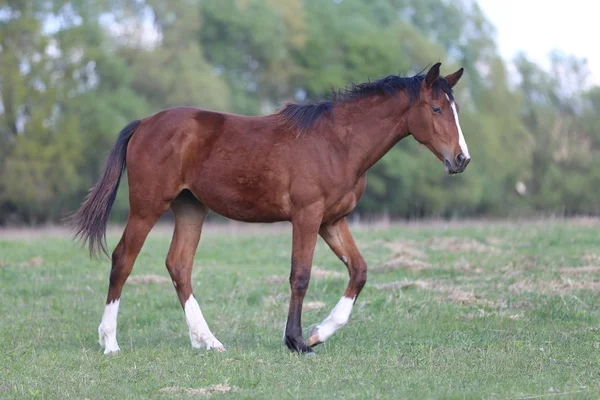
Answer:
428;236;499;254
128;274;171;285
560;266;600;275
372;256;432;272
159;384;235;396
304;301;326;311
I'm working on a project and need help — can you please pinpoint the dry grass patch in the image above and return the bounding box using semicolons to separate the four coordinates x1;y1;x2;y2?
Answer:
452;260;483;274
304;301;327;311
374;279;432;291
266;266;344;285
559;266;600;275
263;293;287;306
374;279;495;307
484;236;507;246
159;384;235;396
28;256;44;266
445;289;496;306
372;238;431;272
372;256;432;272
447;290;483;305
509;278;600;294
582;253;600;264
265;295;327;312
311;266;345;279
428;236;500;254
266;275;286;284
9;256;46;269
375;239;428;259
459;310;525;321
373;236;500;275
128;274;171;285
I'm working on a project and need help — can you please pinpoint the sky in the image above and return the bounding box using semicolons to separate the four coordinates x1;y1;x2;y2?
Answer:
477;0;599;85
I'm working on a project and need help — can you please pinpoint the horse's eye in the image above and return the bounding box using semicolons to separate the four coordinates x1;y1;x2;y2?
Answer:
431;106;441;114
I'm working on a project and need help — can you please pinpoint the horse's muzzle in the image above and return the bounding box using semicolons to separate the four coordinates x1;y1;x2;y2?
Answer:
444;154;471;174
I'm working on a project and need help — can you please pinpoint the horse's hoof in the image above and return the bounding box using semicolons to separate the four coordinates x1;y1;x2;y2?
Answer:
307;334;322;347
213;345;226;352
294;344;314;354
307;327;323;347
284;335;314;354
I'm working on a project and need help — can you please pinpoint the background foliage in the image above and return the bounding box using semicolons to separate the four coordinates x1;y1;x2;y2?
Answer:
1;0;599;224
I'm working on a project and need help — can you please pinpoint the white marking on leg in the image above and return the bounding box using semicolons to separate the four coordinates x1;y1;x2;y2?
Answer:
446;94;470;159
184;294;225;351
309;296;354;344
98;299;121;354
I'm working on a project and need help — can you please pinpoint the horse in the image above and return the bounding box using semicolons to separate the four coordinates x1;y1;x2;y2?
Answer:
70;62;470;354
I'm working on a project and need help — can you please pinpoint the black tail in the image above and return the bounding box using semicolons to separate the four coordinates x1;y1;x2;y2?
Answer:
69;120;141;257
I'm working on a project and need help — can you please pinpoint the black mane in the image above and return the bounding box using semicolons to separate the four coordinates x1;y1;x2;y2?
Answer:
279;74;454;132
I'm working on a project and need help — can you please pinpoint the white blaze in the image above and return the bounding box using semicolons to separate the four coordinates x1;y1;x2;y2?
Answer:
98;299;121;354
184;294;225;351
445;94;470;159
451;102;470;159
311;296;355;343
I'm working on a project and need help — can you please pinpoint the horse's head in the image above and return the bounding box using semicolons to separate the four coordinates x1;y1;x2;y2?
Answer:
408;63;470;174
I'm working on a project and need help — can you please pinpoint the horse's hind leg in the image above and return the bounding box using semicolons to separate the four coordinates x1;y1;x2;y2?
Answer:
307;218;367;347
165;190;224;351
98;205;167;354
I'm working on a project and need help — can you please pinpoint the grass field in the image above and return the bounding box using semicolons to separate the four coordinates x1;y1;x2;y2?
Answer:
1;220;600;399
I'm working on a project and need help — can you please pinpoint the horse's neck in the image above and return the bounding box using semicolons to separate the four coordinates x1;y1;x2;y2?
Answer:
332;96;412;178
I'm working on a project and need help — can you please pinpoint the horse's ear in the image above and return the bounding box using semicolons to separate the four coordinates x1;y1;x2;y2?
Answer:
445;67;464;88
425;62;441;88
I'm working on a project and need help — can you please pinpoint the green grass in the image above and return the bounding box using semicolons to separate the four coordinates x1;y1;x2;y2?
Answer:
1;220;600;399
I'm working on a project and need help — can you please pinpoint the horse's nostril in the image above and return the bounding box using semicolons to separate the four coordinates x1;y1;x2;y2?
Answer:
456;153;466;167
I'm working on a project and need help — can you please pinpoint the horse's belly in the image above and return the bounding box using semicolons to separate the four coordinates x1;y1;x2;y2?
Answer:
191;181;292;223
209;196;291;223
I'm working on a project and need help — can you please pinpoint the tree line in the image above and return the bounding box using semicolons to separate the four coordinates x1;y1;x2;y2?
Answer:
1;0;599;225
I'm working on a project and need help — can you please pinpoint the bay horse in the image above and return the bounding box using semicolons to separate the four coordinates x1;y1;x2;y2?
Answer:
71;62;470;354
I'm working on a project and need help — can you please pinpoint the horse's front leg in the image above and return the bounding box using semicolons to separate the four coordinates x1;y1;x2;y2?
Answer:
284;205;322;353
308;217;367;347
